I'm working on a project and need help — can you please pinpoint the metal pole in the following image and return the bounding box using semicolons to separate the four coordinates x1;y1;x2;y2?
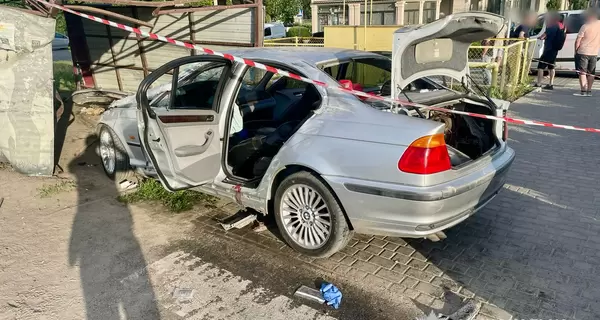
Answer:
370;0;373;25
364;0;367;50
343;0;346;24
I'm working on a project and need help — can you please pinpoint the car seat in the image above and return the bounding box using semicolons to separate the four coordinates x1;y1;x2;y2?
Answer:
228;85;321;179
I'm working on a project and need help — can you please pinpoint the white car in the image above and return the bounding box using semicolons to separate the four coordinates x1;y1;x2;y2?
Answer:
529;10;599;72
264;22;286;40
52;32;69;50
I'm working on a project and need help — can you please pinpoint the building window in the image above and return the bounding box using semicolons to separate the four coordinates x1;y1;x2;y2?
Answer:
317;5;348;31
404;1;420;25
423;1;436;23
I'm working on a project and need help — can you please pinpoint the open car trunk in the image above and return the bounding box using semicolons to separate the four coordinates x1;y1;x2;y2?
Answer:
386;12;506;167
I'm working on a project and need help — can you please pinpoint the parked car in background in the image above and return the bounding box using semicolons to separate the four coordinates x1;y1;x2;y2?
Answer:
529;10;599;72
98;12;514;257
264;22;286;40
52;32;69;50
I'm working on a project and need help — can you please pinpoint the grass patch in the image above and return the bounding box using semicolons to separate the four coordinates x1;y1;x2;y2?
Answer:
37;179;76;198
53;61;76;92
118;179;218;213
489;83;534;102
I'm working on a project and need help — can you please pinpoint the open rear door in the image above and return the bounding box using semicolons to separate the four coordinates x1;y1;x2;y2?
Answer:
136;55;232;191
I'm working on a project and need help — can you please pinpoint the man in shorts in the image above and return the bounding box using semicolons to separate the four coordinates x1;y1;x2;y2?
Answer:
574;9;600;97
535;13;562;90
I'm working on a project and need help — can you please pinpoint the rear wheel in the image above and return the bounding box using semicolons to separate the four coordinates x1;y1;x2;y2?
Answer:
274;171;353;258
98;125;135;182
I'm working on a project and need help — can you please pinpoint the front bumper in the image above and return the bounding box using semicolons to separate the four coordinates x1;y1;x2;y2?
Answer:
322;146;515;238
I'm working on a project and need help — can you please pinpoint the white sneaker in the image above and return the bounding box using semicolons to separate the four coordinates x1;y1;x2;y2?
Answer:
587;91;592;97
573;91;587;96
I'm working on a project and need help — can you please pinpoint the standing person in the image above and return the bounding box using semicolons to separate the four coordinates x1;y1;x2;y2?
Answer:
511;12;536;39
535;12;563;90
573;8;600;97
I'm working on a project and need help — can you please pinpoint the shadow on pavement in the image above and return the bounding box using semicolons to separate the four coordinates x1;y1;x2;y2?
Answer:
67;135;160;320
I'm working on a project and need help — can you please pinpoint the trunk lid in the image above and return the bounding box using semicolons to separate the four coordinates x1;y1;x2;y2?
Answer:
391;12;505;96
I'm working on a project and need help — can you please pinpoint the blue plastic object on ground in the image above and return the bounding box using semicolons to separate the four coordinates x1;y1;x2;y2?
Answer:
320;282;342;309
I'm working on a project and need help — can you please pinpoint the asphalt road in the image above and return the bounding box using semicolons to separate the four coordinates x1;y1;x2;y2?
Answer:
53;48;71;62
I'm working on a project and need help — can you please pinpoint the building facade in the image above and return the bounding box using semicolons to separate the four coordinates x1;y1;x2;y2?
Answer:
310;0;571;32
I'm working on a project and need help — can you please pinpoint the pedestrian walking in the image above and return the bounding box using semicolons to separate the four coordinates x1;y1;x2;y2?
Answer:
573;8;600;97
535;12;565;90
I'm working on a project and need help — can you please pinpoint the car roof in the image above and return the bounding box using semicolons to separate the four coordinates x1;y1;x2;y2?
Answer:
224;47;387;67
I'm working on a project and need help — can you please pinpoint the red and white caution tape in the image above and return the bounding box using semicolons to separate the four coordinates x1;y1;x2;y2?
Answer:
35;1;600;134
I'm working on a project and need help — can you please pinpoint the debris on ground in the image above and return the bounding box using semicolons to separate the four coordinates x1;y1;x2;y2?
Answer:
79;106;105;116
118;180;138;192
0;197;3;209
172;287;195;301
320;282;342;309
294;285;326;304
251;220;268;232
415;300;478;320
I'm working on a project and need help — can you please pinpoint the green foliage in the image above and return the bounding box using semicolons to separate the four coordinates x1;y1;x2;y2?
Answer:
55;12;67;35
286;26;311;37
570;0;588;9
546;0;561;10
300;0;311;19
118;179;218;213
37;179;75;198
53;61;77;92
265;0;300;23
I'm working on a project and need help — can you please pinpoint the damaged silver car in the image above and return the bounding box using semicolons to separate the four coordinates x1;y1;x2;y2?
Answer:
98;12;514;257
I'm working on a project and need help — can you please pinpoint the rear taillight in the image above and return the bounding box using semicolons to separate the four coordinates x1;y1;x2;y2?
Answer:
503;121;508;141
398;134;451;174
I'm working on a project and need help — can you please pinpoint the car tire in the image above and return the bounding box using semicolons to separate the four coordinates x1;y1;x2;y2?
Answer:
98;125;135;183
274;171;354;258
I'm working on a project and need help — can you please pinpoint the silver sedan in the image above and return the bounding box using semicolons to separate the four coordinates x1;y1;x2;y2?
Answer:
98;12;514;257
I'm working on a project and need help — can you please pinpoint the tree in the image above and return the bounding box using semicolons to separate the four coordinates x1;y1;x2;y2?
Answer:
300;0;312;19
570;0;588;9
265;0;300;23
546;0;561;10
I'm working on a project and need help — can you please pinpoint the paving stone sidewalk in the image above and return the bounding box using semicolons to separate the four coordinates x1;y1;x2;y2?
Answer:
198;78;600;320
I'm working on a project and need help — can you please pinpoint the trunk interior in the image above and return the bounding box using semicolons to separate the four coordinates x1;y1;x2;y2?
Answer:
429;101;498;167
369;96;499;167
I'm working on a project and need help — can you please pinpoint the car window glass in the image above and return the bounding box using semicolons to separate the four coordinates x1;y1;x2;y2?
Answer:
267;73;307;89
169;63;226;110
343;61;390;89
566;14;585;34
264;27;272;37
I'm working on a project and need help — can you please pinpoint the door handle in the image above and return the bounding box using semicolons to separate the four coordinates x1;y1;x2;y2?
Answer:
173;130;214;157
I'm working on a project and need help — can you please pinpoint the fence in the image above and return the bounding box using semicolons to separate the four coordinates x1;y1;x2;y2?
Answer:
468;38;537;98
263;37;324;47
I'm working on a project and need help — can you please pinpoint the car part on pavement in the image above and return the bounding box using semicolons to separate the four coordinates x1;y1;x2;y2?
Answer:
293;285;326;304
218;210;257;231
98;125;135;182
274;172;353;257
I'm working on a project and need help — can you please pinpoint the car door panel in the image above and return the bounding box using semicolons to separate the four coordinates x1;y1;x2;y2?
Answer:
137;55;232;191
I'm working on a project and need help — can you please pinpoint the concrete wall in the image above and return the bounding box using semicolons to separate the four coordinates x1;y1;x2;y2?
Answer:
0;8;55;175
324;25;399;51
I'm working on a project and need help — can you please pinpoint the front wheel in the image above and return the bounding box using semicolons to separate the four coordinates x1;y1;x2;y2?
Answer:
274;172;354;258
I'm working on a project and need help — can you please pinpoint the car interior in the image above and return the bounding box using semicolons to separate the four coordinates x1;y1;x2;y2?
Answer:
226;69;322;181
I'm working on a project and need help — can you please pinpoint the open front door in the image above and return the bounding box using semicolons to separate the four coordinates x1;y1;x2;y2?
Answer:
136;55;232;191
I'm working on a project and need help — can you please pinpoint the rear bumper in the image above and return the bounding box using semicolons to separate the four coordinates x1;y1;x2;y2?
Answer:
322;146;515;238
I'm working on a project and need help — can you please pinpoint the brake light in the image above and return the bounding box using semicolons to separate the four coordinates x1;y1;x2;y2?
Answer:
398;134;451;174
